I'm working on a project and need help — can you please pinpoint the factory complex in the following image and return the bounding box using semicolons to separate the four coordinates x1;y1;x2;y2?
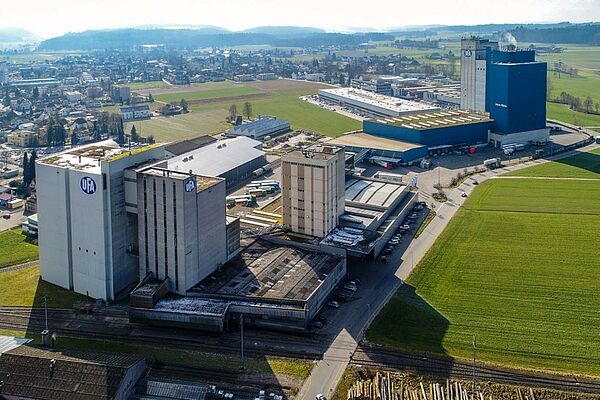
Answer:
32;36;550;334
320;38;549;165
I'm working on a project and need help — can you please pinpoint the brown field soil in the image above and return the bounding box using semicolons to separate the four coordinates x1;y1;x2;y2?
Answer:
133;81;239;95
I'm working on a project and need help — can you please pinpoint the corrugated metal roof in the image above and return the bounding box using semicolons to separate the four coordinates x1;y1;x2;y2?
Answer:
167;136;265;177
0;335;31;355
144;380;207;400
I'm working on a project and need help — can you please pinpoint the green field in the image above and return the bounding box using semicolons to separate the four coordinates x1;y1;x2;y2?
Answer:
507;148;600;179
140;80;360;141
155;85;264;103
0;228;38;268
368;152;600;376
0;264;86;308
547;102;600;127
129;80;171;90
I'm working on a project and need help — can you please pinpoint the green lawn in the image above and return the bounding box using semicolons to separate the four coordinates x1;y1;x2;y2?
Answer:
142;80;359;140
0;228;38;268
547;102;600;127
368;157;600;376
507;148;600;179
2;328;313;379
155;86;264;103
129;81;170;90
0;264;86;308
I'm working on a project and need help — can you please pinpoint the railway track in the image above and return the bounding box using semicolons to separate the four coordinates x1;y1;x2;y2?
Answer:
350;346;600;395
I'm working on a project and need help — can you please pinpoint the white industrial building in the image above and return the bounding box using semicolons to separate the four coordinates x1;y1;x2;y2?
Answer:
460;38;498;112
36;140;241;301
226;116;290;140
319;88;439;117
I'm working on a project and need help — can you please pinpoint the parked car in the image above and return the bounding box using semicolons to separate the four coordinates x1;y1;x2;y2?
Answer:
315;315;327;324
400;224;410;230
461;191;468;197
409;213;418;219
376;255;387;262
472;179;479;185
316;395;327;400
327;300;340;308
388;239;399;245
2;214;10;220
343;282;357;292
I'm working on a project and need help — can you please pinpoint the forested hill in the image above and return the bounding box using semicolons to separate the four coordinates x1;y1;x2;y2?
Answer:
510;24;600;45
39;28;393;50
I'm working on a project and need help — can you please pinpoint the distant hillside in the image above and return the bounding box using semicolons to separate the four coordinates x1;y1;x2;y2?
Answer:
509;23;600;45
242;26;325;37
0;27;35;43
39;28;393;50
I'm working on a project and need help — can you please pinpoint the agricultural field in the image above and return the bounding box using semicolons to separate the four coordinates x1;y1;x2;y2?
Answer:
0;228;38;269
139;79;359;141
368;152;600;376
507;148;600;179
547;102;600;127
128;80;171;90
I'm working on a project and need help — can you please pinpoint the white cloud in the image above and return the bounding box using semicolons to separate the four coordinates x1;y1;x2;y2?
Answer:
2;0;599;38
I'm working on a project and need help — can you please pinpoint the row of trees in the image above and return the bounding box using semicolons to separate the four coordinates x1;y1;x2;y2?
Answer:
227;102;253;122
554;91;600;115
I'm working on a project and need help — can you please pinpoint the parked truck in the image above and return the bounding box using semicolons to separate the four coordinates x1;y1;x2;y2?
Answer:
483;158;501;169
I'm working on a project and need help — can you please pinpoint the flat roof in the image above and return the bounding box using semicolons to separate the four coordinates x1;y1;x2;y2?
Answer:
366;109;492;130
167;136;265;177
319;88;439;114
328;132;424;152
39;140;161;173
139;167;222;191
190;238;343;302
283;144;343;163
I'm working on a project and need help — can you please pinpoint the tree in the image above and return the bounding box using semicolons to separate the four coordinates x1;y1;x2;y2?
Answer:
180;98;189;113
130;124;139;141
228;104;238;122
243;102;252;119
147;135;155;144
28;150;36;183
71;131;79;146
93;120;101;141
148;93;154;103
595;102;599;114
22;152;29;186
32;86;39;99
584;96;594;113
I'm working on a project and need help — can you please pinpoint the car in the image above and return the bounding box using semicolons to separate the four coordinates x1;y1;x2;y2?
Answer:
327;300;340;308
315;315;327;324
388;239;399;245
376;255;387;262
2;214;10;219
309;320;324;329
393;234;402;240
316;395;327;400
410;213;418;219
461;191;468;197
414;204;424;211
343;282;357;292
400;224;410;230
472;179;479;185
382;247;393;255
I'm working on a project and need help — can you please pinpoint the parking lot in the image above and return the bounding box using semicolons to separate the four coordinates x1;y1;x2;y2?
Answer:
307;200;430;333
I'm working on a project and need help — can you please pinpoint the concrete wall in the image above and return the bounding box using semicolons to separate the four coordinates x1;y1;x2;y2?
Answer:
36;163;73;290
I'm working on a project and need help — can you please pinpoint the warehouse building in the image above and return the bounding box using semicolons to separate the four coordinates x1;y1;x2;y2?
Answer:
226;116;291;140
363;109;493;147
163;136;267;190
129;236;346;332
328;132;428;166
321;177;417;258
318;88;439;118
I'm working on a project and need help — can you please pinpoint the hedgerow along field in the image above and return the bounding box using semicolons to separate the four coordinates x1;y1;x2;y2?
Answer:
367;150;600;376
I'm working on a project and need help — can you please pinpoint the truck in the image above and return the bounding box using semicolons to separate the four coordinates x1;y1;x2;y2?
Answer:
373;159;393;170
483;158;501;169
373;171;403;184
419;158;431;169
533;149;545;159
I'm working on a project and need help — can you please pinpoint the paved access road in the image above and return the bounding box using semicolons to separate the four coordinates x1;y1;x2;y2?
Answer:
297;141;599;400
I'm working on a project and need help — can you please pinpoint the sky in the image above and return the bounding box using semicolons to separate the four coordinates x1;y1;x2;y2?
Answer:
3;0;600;38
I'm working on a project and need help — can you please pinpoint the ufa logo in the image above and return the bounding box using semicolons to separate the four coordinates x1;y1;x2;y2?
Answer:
464;49;472;57
185;179;196;193
80;176;97;195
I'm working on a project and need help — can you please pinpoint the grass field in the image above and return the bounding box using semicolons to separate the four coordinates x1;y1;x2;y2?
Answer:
129;80;171;90
141;79;360;141
0;228;38;269
0;264;86;308
368;152;600;376
507;148;600;179
547;102;600;127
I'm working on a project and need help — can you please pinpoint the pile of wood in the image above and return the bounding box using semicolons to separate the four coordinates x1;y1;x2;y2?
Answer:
347;372;541;400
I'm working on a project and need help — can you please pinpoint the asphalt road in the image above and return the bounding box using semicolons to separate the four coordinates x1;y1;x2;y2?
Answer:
297;139;600;400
